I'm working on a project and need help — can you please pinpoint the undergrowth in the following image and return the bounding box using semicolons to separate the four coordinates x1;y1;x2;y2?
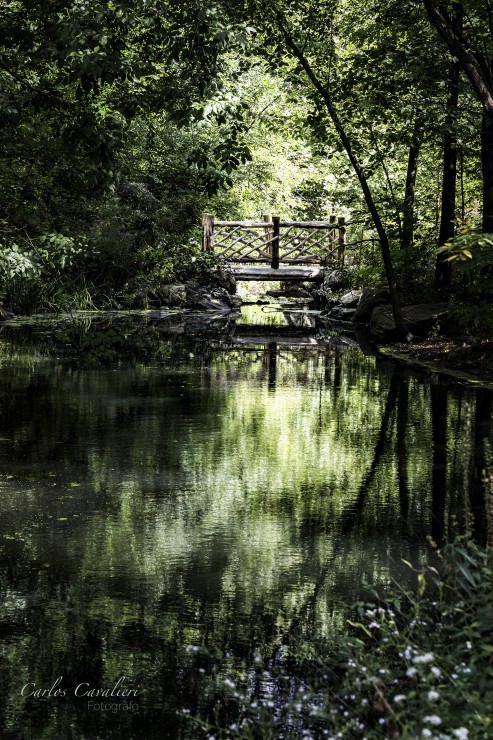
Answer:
182;453;493;739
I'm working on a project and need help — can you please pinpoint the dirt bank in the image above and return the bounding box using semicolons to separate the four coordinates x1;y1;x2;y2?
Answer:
386;335;493;384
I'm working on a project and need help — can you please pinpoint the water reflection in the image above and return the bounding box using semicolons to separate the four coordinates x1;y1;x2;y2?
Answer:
0;314;490;738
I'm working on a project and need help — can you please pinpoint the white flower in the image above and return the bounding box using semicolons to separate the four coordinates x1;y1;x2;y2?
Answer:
393;694;406;703
368;622;380;629
431;667;442;678
465;642;472;650
423;715;442;726
422;731;432;738
427;690;440;701
413;653;434;664
453;729;469;740
406;667;418;678
223;679;236;689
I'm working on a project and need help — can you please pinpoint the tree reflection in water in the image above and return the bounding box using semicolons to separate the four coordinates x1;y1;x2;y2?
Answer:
0;315;490;738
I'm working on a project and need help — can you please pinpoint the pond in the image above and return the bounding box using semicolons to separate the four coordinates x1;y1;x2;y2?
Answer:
0;310;490;738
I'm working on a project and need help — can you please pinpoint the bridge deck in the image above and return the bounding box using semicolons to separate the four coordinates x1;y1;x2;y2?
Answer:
228;265;325;281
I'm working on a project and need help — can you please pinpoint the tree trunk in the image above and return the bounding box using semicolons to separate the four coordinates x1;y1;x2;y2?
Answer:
279;22;411;341
401;113;423;252
481;110;493;233
435;51;461;293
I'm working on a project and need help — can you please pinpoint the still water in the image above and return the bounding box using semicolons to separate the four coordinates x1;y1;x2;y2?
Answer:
0;312;490;738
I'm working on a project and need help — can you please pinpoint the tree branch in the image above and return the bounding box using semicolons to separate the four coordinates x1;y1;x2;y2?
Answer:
422;0;493;114
276;13;410;340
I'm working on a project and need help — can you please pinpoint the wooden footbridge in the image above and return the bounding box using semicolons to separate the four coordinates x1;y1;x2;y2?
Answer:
202;213;346;281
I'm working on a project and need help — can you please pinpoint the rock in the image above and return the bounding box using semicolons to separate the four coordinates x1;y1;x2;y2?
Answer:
326;306;357;321
340;289;363;307
370;303;449;341
185;282;233;312
215;269;237;294
323;269;347;291
159;284;187;307
266;287;313;299
352;286;390;323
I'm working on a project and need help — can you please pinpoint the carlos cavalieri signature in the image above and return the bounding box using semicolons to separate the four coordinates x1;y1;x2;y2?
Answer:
21;676;141;699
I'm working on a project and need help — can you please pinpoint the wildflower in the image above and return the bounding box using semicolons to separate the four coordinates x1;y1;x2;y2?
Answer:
223;679;236;689
406;667;418;678
427;690;440;701
368;622;380;629
393;694;406;703
229;724;238;731
453;729;469;740
465;641;472;650
423;715;442;726
412;653;434;664
431;667;442;678
422;731;432;738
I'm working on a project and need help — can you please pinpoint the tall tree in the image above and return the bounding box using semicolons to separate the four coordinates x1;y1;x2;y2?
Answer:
435;7;462;293
422;0;493;232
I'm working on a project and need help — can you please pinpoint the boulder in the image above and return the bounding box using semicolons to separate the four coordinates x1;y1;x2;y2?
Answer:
326;305;357;321
159;284;187;307
370;303;449;341
215;269;237;294
185;282;233;312
323;269;347;292
340;289;363;307
352;286;390;323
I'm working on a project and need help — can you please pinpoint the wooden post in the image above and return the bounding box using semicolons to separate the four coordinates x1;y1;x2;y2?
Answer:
202;213;215;253
338;216;346;265
271;216;280;269
263;213;273;259
328;214;337;263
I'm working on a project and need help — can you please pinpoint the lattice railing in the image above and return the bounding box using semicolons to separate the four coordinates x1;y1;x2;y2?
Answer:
202;214;346;268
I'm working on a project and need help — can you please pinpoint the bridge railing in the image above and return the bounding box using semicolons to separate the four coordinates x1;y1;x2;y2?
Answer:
202;213;346;269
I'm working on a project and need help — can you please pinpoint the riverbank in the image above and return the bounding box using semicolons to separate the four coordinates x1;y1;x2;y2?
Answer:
384;335;493;384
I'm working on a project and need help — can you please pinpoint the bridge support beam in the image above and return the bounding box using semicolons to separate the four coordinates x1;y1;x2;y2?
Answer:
228;265;325;281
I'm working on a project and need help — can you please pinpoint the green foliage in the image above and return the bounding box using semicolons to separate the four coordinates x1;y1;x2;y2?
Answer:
187;536;493;739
